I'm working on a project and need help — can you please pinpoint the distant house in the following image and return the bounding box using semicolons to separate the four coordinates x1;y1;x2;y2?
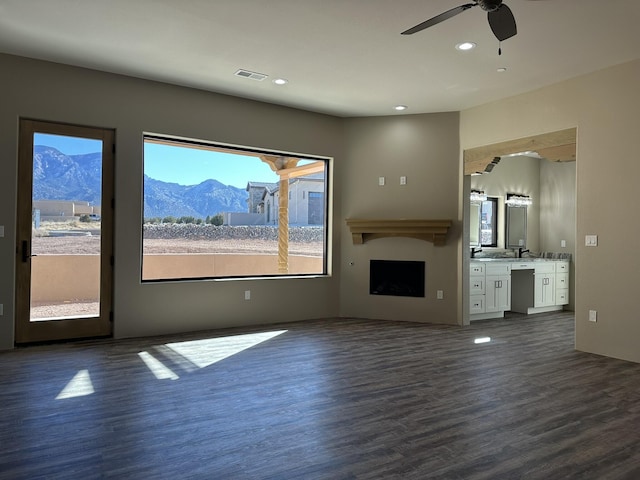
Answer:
33;200;101;220
246;181;278;215
261;174;325;226
235;176;325;226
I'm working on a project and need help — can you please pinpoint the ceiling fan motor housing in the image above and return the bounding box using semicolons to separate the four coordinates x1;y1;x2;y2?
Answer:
477;0;503;12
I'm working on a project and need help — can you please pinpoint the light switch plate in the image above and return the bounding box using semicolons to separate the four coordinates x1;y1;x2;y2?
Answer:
378;176;385;186
585;235;598;246
400;176;407;185
589;310;597;322
0;225;4;237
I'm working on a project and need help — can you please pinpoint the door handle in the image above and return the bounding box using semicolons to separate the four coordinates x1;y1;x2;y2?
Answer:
21;240;30;262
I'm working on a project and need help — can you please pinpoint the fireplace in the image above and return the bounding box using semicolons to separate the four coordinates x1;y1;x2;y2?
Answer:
369;260;425;298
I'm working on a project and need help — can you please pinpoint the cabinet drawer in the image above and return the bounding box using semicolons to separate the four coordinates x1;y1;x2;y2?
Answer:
470;295;485;314
470;277;485;295
556;289;569;305
470;263;485;275
556;262;569;272
534;263;555;274
486;264;511;275
556;273;569;289
511;262;536;270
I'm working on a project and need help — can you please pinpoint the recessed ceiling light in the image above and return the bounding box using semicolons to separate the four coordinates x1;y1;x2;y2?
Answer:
456;42;476;51
497;67;508;73
273;78;288;85
394;105;408;111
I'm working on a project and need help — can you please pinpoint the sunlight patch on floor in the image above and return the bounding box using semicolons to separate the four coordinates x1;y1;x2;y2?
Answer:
55;369;95;400
138;351;180;380
165;330;288;369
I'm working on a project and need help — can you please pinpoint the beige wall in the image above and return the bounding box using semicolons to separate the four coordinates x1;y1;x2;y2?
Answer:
339;114;461;324
0;53;343;348
461;59;640;362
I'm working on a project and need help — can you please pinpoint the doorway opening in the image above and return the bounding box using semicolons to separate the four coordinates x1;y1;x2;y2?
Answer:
463;128;577;325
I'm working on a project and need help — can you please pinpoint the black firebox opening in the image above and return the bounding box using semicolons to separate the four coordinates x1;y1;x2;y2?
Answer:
369;260;425;298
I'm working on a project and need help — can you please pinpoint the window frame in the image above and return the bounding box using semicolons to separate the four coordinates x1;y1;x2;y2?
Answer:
141;133;331;282
480;197;498;248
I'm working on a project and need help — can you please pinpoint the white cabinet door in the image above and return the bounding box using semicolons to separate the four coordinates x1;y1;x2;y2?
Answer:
534;273;555;307
486;275;511;312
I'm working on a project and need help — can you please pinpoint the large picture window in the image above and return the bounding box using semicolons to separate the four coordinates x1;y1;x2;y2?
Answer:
142;135;330;281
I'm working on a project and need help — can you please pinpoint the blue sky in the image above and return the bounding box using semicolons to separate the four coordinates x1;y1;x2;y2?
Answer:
143;142;278;188
35;133;102;155
34;133;283;188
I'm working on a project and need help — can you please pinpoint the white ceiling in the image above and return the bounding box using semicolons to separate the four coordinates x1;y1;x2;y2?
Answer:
1;0;639;117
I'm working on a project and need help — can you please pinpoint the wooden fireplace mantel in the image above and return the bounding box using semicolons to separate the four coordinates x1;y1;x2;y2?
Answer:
345;219;453;246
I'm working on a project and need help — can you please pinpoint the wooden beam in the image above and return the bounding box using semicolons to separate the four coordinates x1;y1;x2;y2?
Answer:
536;144;576;162
463;128;577;175
277;161;325;179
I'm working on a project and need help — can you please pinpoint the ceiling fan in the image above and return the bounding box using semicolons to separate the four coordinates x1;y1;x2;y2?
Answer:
401;0;517;42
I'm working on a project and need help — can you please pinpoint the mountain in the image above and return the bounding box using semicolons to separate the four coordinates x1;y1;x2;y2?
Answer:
143;176;247;218
33;146;102;204
33;145;249;218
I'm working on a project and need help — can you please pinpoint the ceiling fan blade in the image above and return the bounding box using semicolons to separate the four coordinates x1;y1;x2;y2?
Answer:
487;4;517;41
402;3;477;35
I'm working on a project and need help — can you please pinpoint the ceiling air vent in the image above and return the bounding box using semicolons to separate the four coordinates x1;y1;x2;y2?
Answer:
234;69;268;81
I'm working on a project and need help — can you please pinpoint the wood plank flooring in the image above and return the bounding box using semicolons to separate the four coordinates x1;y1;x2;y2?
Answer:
2;312;640;479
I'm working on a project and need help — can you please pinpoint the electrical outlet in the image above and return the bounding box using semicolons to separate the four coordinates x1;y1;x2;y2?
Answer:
0;225;4;237
244;290;251;300
436;290;444;300
561;240;566;248
0;304;3;316
589;310;597;322
400;176;407;185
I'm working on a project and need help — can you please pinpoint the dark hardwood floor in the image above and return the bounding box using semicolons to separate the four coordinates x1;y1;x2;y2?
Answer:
2;311;640;479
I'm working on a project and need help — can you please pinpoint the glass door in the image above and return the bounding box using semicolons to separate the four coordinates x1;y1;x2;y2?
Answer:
15;119;114;343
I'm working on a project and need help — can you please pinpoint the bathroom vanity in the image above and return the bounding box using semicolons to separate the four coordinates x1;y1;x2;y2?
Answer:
470;258;569;321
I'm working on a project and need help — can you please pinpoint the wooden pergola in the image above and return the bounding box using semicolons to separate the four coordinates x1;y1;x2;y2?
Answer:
259;155;324;273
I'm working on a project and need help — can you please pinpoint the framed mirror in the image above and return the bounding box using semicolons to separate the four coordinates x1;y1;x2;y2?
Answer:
506;204;527;248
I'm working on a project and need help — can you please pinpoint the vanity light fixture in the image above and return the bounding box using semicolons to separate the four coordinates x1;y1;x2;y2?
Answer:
505;193;532;207
470;190;487;203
